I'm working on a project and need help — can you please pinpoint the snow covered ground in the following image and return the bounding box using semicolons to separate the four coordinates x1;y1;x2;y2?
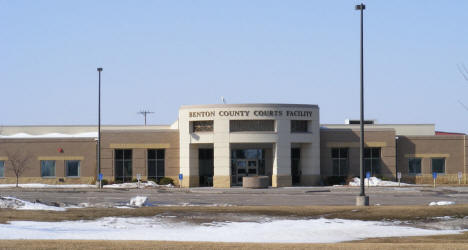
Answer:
0;216;464;243
0;181;173;189
349;177;413;187
0;196;152;210
0;197;66;211
429;201;456;206
0;132;98;138
0;184;96;189
103;181;173;189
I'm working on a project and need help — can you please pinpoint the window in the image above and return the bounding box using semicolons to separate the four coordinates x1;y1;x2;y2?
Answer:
230;120;275;132
41;160;56;177
0;161;4;178
331;148;348;176
148;149;165;181
65;160;80;177
364;147;381;176
408;158;421;175
432;158;445;174
291;120;309;133
192;120;213;132
115;149;132;182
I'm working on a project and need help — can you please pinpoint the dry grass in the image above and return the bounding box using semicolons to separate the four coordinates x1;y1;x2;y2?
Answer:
2;205;468;249
2;204;468;224
1;240;468;250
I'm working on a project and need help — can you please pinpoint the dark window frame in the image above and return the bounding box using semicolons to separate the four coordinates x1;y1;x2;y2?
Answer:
364;147;381;176
291;120;309;133
114;149;132;182
331;148;348;176
431;158;445;174
0;161;4;178
192;120;214;132
147;149;165;181
408;158;422;175
41;160;56;178
65;160;80;178
230;120;275;132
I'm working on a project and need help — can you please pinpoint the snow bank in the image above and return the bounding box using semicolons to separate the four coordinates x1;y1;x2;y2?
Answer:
129;196;148;207
0;184;96;189
349;177;412;187
0;132;98;139
0;217;463;242
429;201;456;206
103;181;173;189
0;197;65;211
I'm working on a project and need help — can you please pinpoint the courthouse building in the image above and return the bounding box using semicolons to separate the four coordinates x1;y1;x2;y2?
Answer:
0;103;466;187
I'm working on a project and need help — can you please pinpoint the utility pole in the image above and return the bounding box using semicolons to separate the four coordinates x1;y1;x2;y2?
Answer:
355;3;369;206
138;110;154;126
97;67;103;189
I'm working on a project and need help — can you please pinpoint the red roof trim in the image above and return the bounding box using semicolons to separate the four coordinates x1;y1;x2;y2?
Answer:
435;131;466;136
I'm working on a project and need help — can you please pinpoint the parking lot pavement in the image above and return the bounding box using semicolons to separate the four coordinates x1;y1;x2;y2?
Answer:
1;186;468;206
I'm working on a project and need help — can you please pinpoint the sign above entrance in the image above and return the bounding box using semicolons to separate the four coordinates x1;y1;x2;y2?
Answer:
188;110;314;118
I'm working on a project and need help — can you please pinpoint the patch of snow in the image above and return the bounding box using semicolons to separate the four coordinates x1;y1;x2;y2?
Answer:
349;177;412;187
0;197;65;211
0;217;464;242
429;201;455;206
0;132;98;139
103;181;173;189
129;196;148;207
0;184;96;189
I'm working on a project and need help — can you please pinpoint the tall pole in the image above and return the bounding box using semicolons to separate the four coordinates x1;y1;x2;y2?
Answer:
97;67;103;188
355;3;368;206
359;3;365;197
138;110;154;126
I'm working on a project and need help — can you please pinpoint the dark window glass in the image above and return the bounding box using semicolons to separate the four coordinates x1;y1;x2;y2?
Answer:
331;148;339;158
364;148;381;176
124;150;132;159
148;149;156;159
408;158;421;175
148;149;165;181
65;160;80;177
291;148;301;159
364;148;371;158
331;148;348;176
192;120;214;132
291;120;308;133
0;161;4;177
115;149;132;182
339;148;348;158
372;148;381;158
115;149;123;159
230;120;275;132
41;160;55;177
432;158;445;174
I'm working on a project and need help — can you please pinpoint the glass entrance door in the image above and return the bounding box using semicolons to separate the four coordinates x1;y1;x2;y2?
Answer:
232;159;258;185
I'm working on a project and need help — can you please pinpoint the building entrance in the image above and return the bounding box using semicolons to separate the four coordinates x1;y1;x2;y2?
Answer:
232;159;259;185
199;148;214;187
231;149;265;186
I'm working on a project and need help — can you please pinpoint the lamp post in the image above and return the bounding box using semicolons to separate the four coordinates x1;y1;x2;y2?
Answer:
97;67;103;188
355;3;369;206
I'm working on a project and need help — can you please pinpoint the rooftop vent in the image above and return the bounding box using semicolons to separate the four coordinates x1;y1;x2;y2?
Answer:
345;119;375;125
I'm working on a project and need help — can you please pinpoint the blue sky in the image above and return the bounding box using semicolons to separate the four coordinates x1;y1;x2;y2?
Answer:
0;1;467;133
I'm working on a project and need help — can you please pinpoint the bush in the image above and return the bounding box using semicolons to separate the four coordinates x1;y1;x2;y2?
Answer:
100;179;109;186
158;177;174;185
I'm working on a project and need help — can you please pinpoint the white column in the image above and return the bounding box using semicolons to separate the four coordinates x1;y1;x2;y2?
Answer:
272;119;292;187
213;119;231;187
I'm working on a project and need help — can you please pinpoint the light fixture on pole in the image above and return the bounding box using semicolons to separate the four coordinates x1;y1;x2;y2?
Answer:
97;67;103;188
355;3;369;206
